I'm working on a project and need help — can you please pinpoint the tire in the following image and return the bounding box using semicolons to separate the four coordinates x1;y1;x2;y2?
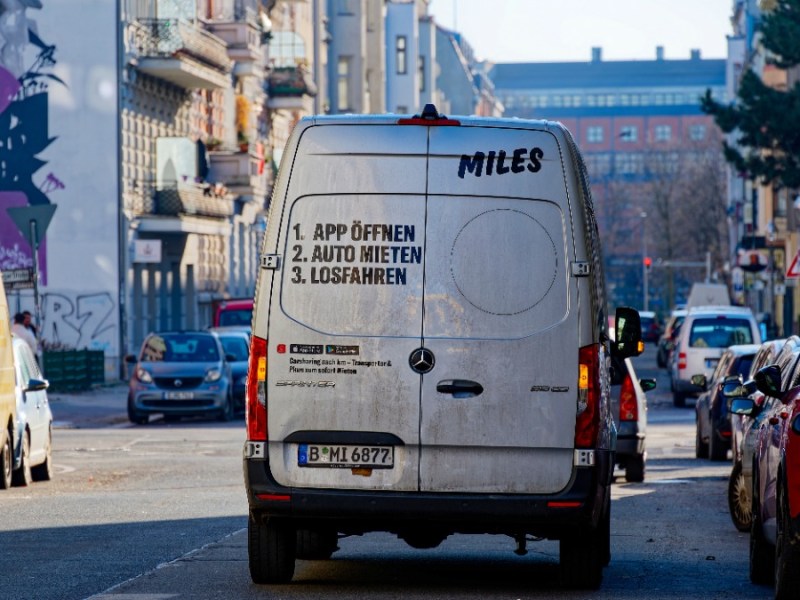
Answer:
12;431;31;487
625;453;645;483
695;419;708;459
657;349;666;369
559;507;607;589
164;415;182;423
248;512;296;584
750;469;775;584
0;431;12;489
728;461;751;532
673;391;686;408
775;482;800;599
217;390;234;422
709;428;728;461
127;395;148;425
31;427;52;482
295;528;338;560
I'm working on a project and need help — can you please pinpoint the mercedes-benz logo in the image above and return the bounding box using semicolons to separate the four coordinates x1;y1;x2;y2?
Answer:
174;379;183;388
409;348;435;374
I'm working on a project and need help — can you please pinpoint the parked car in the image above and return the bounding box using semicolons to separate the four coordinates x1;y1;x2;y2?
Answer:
126;331;234;424
211;328;250;411
693;344;758;462
10;336;53;486
669;305;761;407
639;311;661;343
656;308;686;368
727;338;790;532
730;350;800;597
0;283;16;489
610;354;655;482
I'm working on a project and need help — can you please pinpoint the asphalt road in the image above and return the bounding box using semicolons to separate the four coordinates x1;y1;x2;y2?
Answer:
0;348;773;600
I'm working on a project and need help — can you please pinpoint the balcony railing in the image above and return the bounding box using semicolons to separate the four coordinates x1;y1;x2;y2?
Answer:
155;184;233;219
206;0;261;23
266;66;317;97
128;18;233;74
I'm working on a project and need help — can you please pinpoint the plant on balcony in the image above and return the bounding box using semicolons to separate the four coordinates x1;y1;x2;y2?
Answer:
206;137;222;151
236;95;251;152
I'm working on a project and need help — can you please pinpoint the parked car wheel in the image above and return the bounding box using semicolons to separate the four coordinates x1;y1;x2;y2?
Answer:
248;513;296;584
775;483;800;599
625;453;645;482
709;429;728;461
11;431;31;487
695;419;709;459
295;528;338;560
673;391;686;408
0;431;11;489
31;428;52;482
728;461;751;532
127;395;148;425
750;469;775;584
217;390;234;422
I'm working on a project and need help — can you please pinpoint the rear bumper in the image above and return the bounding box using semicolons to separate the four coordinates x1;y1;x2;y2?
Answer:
243;446;613;538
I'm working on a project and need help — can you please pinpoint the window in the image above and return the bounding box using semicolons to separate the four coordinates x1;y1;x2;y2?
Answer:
655;125;672;142
269;31;306;68
620;125;638;142
396;36;407;74
337;57;351;111
689;124;706;141
587;126;604;143
418;56;425;92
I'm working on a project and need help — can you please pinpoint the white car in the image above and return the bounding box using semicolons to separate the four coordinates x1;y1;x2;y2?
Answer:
669;305;761;407
11;337;53;485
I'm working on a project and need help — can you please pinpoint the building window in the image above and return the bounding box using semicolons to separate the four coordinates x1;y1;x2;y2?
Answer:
620;125;637;142
396;36;407;74
337;57;351;111
418;56;425;92
655;125;672;142
689;124;706;141
269;31;306;68
587;126;604;143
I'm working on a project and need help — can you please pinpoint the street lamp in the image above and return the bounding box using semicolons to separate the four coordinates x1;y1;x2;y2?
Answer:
641;211;648;311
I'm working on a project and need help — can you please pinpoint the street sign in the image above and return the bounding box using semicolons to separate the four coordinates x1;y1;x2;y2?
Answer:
6;204;57;250
133;239;162;263
786;249;800;278
1;268;34;289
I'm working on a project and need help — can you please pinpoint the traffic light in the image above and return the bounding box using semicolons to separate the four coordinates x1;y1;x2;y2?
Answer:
643;256;652;270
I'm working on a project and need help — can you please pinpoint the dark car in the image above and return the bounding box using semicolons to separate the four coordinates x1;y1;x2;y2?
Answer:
639;311;661;343
126;331;234;424
656;308;686;368
694;344;758;461
733;347;800;597
212;328;250;411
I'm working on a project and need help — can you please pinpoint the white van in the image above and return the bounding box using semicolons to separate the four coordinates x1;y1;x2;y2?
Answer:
243;106;642;589
0;282;16;489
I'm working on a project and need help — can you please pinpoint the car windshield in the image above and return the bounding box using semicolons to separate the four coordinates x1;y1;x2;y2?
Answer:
689;318;754;348
219;309;252;327
141;334;220;362
219;336;249;361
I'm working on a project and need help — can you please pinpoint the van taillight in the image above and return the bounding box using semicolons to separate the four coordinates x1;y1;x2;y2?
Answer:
678;352;687;370
575;344;600;448
246;335;267;441
619;373;638;422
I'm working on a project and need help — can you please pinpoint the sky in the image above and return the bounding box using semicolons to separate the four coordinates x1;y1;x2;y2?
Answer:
427;0;733;63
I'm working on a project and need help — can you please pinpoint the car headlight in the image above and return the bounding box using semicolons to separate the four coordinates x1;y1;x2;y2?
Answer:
205;368;222;383
136;367;153;383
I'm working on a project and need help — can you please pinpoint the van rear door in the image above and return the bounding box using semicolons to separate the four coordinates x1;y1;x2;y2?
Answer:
419;125;578;494
264;124;427;492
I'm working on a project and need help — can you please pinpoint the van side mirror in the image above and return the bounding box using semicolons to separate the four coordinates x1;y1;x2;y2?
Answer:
730;398;757;416
611;307;643;358
754;364;782;398
690;373;707;390
722;378;755;399
639;378;657;392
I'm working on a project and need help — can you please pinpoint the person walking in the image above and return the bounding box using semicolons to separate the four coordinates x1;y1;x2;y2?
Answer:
11;312;37;354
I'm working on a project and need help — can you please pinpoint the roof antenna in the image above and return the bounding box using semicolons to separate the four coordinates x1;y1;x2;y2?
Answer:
420;103;440;120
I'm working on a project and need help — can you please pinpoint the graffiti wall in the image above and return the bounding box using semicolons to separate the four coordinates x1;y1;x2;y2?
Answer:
1;1;119;361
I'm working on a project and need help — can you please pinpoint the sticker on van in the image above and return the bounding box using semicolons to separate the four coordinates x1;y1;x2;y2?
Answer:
458;147;544;179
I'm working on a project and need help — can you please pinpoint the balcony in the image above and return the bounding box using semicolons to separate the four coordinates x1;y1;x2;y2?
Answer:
208;146;268;199
206;0;265;76
155;183;234;219
266;66;317;110
127;19;233;89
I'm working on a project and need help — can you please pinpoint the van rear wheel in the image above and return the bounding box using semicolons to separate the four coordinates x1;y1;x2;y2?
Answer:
625;453;645;483
673;391;686;408
559;509;606;589
248;512;296;584
296;527;338;560
0;432;12;489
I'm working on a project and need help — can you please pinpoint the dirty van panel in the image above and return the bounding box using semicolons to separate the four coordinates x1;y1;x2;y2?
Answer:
419;124;577;494
284;125;428;197
280;194;425;337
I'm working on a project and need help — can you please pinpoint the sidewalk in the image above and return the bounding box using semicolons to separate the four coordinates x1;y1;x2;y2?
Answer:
48;381;129;429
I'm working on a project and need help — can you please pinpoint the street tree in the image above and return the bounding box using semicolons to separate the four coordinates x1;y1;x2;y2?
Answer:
701;0;800;189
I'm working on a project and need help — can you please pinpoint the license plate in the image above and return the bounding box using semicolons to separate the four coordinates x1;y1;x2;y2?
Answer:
298;444;394;469
164;391;194;400
705;358;719;369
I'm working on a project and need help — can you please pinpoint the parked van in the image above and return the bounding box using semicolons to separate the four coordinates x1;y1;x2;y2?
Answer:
0;282;16;488
243;106;643;589
669;305;761;407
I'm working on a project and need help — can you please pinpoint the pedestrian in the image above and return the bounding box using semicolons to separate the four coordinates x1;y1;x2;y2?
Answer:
22;310;36;337
11;312;37;354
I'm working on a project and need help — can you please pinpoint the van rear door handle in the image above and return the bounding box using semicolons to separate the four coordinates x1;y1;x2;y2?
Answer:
436;380;484;398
